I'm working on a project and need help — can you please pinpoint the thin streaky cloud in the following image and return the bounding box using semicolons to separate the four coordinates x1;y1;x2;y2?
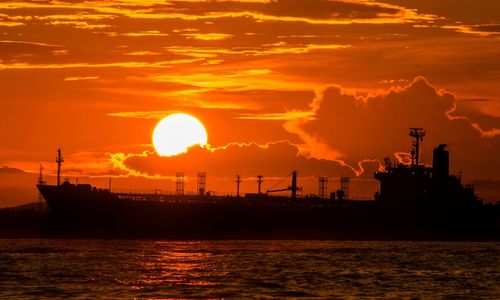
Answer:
235;111;316;121
0;40;62;47
181;33;234;40
64;76;99;81
107;111;176;120
0;59;203;70
441;25;500;37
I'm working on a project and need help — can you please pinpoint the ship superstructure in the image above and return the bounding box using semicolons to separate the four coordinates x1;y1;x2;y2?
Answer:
375;128;477;208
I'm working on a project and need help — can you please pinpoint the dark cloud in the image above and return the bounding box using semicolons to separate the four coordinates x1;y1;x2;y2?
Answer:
118;0;401;20
381;0;500;24
474;24;500;33
115;141;357;179
110;140;381;197
288;77;500;181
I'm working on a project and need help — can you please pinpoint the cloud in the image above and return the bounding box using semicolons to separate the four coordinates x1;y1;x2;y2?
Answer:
104;93;254;109
445;100;500;138
124;51;163;56
162;43;350;58
442;24;500;37
283;76;500;180
63;76;99;81
105;137;385;199
118;30;169;37
47;20;111;29
0;0;439;28
0;40;61;47
107;110;176;120
182;33;234;41
0;59;201;70
0;21;24;26
235;111;315;121
107;140;376;193
147;68;318;92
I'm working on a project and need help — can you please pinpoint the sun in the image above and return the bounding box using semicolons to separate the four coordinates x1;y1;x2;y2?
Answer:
152;113;208;156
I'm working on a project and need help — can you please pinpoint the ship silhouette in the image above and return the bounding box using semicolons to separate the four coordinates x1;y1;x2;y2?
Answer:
36;128;499;239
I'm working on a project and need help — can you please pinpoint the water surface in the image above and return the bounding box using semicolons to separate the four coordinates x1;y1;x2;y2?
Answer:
0;240;498;298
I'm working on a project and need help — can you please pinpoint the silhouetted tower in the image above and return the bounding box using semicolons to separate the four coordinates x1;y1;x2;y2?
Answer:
340;177;350;200
197;172;206;196
257;175;263;194
409;128;426;166
433;144;449;180
235;174;241;197
56;148;64;186
176;172;185;195
318;176;328;198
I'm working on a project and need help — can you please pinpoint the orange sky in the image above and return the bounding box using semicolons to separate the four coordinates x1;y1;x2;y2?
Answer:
0;0;499;207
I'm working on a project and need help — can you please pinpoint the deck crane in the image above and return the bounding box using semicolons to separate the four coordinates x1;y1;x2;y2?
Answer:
266;170;302;201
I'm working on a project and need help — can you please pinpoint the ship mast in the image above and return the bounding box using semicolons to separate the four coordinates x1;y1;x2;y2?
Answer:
409;128;425;167
37;163;45;185
235;174;241;197
291;171;298;200
56;148;64;186
257;175;263;195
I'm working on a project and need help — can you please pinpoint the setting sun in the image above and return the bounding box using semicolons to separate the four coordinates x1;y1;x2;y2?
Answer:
152;113;208;156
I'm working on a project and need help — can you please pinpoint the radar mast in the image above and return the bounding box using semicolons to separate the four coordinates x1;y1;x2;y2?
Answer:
409;128;425;166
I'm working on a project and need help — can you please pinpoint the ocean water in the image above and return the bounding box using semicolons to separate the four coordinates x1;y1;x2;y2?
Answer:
0;240;498;299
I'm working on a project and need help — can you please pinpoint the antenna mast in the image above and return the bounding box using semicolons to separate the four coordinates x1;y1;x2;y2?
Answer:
257;175;263;195
235;174;241;197
409;128;425;166
290;171;298;201
56;148;64;186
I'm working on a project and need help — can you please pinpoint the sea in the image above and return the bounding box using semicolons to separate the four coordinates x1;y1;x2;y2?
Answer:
0;240;498;299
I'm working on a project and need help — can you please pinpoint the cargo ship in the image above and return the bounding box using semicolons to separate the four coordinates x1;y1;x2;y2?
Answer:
36;128;498;239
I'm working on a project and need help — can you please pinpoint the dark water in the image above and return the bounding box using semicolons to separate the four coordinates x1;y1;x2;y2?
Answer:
0;240;498;299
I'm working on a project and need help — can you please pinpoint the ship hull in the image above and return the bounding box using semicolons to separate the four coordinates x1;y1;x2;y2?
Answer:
37;184;498;239
37;184;381;237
